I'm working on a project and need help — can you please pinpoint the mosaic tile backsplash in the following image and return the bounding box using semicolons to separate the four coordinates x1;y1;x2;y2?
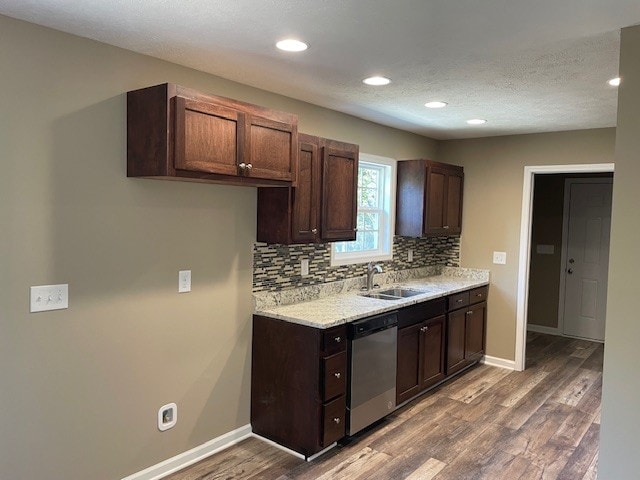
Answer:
253;236;460;292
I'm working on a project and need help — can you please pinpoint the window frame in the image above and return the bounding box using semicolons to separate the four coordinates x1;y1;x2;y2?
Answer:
330;153;396;266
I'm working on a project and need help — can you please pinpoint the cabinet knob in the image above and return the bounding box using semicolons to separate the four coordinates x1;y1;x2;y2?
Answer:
354;228;357;232
333;417;341;424
238;163;247;170
334;372;341;379
312;228;318;234
334;336;341;343
466;311;473;315
420;326;429;332
246;163;253;170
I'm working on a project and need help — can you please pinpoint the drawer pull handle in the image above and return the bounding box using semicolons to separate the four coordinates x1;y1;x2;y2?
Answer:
333;417;340;424
334;336;341;343
466;311;473;315
476;293;483;297
420;326;429;332
456;299;464;303
443;225;450;229
334;372;341;379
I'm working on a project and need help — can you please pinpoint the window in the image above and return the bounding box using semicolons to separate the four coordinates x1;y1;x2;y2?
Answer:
331;154;396;266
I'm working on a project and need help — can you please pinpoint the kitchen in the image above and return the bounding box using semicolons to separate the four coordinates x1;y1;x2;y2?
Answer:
0;3;639;480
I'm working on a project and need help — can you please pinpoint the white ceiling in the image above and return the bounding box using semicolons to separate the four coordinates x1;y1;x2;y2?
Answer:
1;0;639;139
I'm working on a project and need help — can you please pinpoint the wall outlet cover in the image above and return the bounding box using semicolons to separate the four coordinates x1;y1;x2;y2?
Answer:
158;403;177;431
178;270;191;293
493;251;507;265
30;284;69;313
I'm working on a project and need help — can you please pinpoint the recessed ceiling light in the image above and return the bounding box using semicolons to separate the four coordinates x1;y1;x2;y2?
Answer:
425;101;448;109
363;76;391;86
275;39;308;52
608;77;621;87
466;119;487;125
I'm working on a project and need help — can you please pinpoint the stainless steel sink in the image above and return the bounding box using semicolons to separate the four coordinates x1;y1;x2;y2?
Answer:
360;288;425;300
360;292;403;300
377;288;424;298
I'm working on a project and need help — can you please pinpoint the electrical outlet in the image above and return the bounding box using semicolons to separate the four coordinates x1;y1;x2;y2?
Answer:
300;259;309;276
30;284;69;313
408;249;414;262
493;251;507;265
158;403;177;431
178;270;191;293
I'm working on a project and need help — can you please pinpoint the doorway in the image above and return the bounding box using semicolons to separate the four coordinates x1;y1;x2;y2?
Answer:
514;164;614;372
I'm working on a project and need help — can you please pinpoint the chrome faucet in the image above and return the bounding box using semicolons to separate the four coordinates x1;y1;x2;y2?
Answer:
366;262;383;291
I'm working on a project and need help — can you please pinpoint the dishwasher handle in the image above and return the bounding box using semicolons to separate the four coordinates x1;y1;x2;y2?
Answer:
350;313;398;340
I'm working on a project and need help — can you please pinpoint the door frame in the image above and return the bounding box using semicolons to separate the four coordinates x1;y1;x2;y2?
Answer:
557;177;613;340
514;163;614;371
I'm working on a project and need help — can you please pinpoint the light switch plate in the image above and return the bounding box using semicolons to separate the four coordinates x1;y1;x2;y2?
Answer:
493;251;507;265
178;270;191;293
30;284;69;313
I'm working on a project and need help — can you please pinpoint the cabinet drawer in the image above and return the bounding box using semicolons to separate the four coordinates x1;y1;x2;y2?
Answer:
323;351;347;401
448;291;470;310
469;286;488;305
322;395;346;446
322;326;347;355
397;298;446;328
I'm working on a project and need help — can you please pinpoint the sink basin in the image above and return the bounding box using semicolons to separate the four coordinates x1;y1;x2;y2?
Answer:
360;292;403;300
360;288;425;300
377;288;425;298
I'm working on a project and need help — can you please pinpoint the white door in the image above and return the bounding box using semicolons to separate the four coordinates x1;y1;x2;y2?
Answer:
561;179;613;341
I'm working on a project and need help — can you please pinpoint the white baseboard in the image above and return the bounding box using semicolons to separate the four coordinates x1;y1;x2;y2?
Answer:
527;324;560;336
121;424;252;480
481;355;516;370
251;433;306;460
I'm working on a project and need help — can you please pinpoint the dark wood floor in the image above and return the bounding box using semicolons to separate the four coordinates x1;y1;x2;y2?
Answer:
167;333;603;480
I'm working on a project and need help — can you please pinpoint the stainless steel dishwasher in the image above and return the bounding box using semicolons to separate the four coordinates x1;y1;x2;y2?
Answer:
347;312;398;436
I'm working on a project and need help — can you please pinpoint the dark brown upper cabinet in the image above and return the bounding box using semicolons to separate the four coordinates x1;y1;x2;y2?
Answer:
127;83;298;187
396;159;464;237
257;134;358;244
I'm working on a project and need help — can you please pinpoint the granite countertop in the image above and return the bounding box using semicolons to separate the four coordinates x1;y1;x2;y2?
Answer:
254;268;489;329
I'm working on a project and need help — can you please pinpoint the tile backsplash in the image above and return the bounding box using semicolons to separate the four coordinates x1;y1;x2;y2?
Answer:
253;236;460;292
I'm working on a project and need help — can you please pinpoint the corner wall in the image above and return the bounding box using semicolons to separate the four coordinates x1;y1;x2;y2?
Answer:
599;24;640;479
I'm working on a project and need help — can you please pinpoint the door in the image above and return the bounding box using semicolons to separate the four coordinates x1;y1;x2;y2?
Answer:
464;304;486;361
420;315;446;388
321;146;358;241
446;309;466;375
396;323;421;404
291;139;320;243
561;180;613;341
246;115;297;183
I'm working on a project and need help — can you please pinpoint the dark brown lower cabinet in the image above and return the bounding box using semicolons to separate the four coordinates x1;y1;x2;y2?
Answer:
396;299;446;405
251;315;347;457
446;286;488;376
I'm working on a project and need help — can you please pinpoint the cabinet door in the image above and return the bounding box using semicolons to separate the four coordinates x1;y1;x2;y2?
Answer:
447;309;467;375
321;146;358;241
174;96;244;176
246;115;298;183
420;315;446;389
445;170;463;234
396;323;422;405
424;166;447;234
465;303;486;362
291;140;321;243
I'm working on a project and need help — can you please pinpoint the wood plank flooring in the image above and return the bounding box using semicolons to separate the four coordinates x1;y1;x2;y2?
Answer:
166;333;603;480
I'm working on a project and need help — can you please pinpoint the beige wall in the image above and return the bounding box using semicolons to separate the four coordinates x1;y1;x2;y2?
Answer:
599;24;640;479
438;128;616;360
0;16;435;480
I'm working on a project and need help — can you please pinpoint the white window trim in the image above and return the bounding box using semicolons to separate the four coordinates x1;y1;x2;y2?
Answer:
330;153;397;266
